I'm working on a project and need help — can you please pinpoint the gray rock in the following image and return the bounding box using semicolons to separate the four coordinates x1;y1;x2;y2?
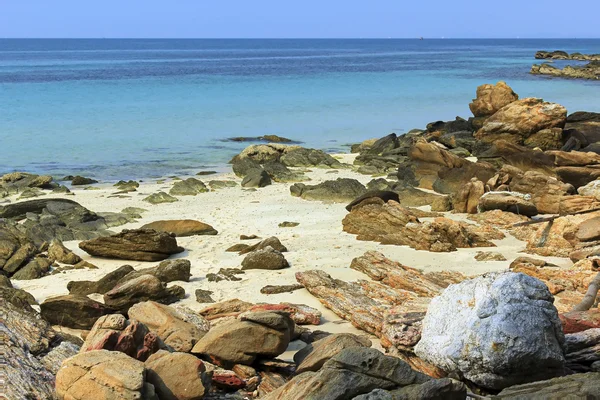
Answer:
11;257;53;280
103;274;185;312
40;294;116;329
71;175;98;185
241;246;289;270
291;178;367;203
242;169;272;188
143;191;179;204
494;372;600;399
239;236;287;255
208;180;238;189
67;264;135;295
169;178;208;196
415;272;565;390
280;147;342;168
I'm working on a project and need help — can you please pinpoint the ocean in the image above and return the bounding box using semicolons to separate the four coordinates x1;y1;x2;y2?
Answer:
1;38;599;180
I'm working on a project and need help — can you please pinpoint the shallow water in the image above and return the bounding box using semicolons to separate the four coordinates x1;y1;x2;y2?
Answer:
1;38;599;179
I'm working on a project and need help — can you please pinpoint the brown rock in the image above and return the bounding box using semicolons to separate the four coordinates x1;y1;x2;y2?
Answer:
103;274;185;312
469;81;519;118
560;195;600;215
524;128;563;150
241;246;290;270
474;251;507;261
79;228;184;261
199;299;254;320
40;294;115;329
453;178;484;213
577;216;600;241
239;236;287;255
478;192;538;217
145;350;210;400
560;310;600;334
260;284;304;294
67;265;135;296
294;333;372;373
141;219;217;237
48;239;82;265
128;301;209;352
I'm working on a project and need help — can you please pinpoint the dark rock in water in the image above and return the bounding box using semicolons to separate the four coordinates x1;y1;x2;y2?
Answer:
141;219;218;237
291;178;367;203
68;264;135;296
3;295;79;399
103;274;185;312
169;178;208;196
11;257;53;280
242;169;272;188
143;191;179;204
226;134;296;143
239;236;287;255
260;284;304;294
79;228;184;261
241;247;290;270
346;191;400;212
195;289;215;303
531;61;600;80
197;170;218;176
206;268;245;282
71;175;98;185
40;294;116;329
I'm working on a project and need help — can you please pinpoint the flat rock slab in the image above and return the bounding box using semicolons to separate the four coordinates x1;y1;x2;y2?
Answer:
141;219;218;237
79;228;184;261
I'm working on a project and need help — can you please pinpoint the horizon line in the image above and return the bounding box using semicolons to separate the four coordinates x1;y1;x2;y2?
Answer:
1;37;600;40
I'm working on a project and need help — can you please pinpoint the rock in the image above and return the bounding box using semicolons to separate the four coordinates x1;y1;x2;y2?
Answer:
79;228;184;261
263;160;308;182
291;178;367;203
195;289;215;303
531;60;600;80
246;303;322;325
241;169;272;188
578;179;600;201
232;157;264;178
415;272;565;390
206;267;245;282
524;127;564;150
208;180;238;189
48;239;82;264
169;178;208;196
278;221;299;227
565;111;600;145
559;195;600;215
346;190;400;211
199;299;254;319
114;180;140;191
577;216;600;241
11;256;53;280
128;301;208;352
104;274;185;312
494;372;600;399
260;284;304;294
239;236;287;255
342;198;497;252
1;280;38;307
118;259;192;286
560;310;600;334
143;191;179;204
40;294;115;329
191;311;294;366
469;81;519;118
295;333;372;373
141;219;218;237
478;192;538;216
476;98;567;141
453;178;485;214
55;350;153;400
265;347;431;400
70;175;98;185
145;350;210;400
241;246;290;270
474;251;507;261
67;265;135;295
280;147;342;168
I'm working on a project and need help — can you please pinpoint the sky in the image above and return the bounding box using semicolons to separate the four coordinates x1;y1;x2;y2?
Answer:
0;0;598;39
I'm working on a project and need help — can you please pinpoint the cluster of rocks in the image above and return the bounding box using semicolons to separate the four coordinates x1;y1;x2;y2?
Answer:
535;50;600;61
532;50;600;80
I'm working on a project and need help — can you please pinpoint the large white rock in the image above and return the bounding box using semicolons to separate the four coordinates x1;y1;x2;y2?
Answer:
578;179;600;200
414;272;565;390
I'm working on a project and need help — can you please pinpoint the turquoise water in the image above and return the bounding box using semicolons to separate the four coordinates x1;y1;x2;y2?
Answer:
1;39;599;180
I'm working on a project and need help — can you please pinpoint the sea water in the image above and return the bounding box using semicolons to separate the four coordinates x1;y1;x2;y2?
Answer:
1;39;599;180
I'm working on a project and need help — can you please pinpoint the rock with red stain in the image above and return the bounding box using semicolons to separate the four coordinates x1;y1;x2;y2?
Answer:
561;310;600;334
212;371;246;390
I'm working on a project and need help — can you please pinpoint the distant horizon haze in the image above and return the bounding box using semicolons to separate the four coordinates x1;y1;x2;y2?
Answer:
1;0;598;39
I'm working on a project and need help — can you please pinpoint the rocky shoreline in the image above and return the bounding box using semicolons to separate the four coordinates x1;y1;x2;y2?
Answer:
531;50;600;80
4;81;600;399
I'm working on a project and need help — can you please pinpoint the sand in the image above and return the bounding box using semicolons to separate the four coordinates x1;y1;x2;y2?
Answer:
10;153;573;356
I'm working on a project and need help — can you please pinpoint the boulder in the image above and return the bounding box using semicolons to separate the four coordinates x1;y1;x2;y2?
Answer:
145;350;211;400
241;169;272;188
578;179;600;200
68;265;135;296
241;246;290;270
55;350;153;400
478;192;539;216
264;348;434;400
346;190;400;212
191;311;294;366
495;372;600;399
291;178;366;203
469;81;519;118
141;219;217;237
415;272;565;390
476;98;567;141
295;333;372;373
560;310;600;334
71;175;98;185
239;236;287;255
48;239;82;264
565;111;600;144
79;228;184;261
169;178;208;196
474;251;507;261
117;259;192;286
11;256;53;280
128;301;209;352
524;128;563;150
453;178;485;214
263;160;308;182
103;274;185;312
143;191;179;204
577;216;600;241
40;294;115;329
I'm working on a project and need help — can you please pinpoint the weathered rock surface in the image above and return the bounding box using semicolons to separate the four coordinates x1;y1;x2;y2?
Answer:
191;311;294;366
169;177;208;196
79;228;184;261
294;333;372;373
242;169;272;188
143;191;179;204
55;350;154;400
415;272;565;390
494;372;600;399
40;294;115;329
531;61;600;81
103;274;185;312
48;238;82;264
11;256;53;280
117;259;192;286
141;219;217;236
128;301;209;352
469;81;519;118
453;178;485;214
145;350;210;400
239;236;287;255
291;178;367;203
478;192;538;216
241;246;290;270
67;264;135;295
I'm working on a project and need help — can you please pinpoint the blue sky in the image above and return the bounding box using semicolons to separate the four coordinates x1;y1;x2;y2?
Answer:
1;0;598;38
